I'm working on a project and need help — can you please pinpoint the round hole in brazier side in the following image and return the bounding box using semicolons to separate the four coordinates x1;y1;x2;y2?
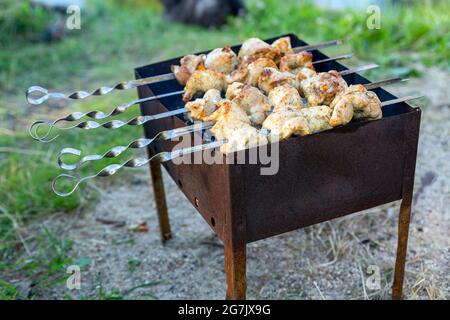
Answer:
178;180;183;188
194;197;199;207
210;217;216;227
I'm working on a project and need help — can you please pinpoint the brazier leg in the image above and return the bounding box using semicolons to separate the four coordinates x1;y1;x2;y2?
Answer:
148;160;172;243
392;195;413;300
224;243;247;300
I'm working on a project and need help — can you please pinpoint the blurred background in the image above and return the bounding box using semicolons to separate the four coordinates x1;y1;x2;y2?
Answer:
0;0;448;300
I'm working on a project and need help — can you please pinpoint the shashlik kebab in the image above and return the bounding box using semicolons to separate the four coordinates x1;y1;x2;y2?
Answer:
30;53;353;142
26;37;342;105
53;94;422;197
57;78;404;169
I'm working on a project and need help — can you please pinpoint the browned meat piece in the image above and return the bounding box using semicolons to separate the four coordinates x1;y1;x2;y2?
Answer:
237;37;280;66
171;54;205;85
205;45;237;74
271;36;294;58
185;88;222;121
262;105;333;141
279;51;314;75
268;84;305;112
258;67;300;94
226;57;277;86
329;84;382;127
206;100;268;154
183;69;227;102
226;82;271;125
300;70;348;106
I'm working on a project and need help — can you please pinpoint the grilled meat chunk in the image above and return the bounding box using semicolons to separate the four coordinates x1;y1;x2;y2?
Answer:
226;57;277;86
262;109;310;141
183;69;227;102
226;82;271;125
299;105;333;134
280;51;314;75
262;105;333;141
258;67;301;94
300;70;348;106
268;84;305;112
205;46;237;74
185;88;222;120
207;100;267;154
271;36;294;60
329;84;382;126
171;54;205;85
238;37;280;65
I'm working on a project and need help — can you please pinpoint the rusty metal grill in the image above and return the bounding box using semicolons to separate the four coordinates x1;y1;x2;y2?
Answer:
135;34;421;299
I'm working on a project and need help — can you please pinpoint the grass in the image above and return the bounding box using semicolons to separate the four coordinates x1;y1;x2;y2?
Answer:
0;226;76;299
0;0;448;299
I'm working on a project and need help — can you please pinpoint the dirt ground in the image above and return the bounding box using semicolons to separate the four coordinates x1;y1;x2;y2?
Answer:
22;69;450;299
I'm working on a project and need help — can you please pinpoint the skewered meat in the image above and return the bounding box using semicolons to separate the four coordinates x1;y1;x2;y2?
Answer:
262;105;333;141
226;82;271;125
208;100;267;154
329;84;382;127
262;109;310;140
185;88;222;120
205;46;237;74
183;69;227;102
268;84;305;112
280;51;313;75
296;67;317;81
238;37;279;65
271;36;294;56
217;125;268;154
245;58;278;86
171;54;205;85
204;99;251;124
300;70;348;106
300;106;333;134
258;67;300;94
226;57;277;86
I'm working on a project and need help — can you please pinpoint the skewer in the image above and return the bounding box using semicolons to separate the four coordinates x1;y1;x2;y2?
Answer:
58;121;213;170
57;77;405;171
51;93;423;197
52;140;225;197
26;39;343;105
29;54;356;143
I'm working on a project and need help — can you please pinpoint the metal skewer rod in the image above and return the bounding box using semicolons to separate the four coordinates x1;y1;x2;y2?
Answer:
380;95;423;107
52;140;225;197
51;92;423;197
55;77;406;171
58;121;214;170
29;53;353;143
27;39;343;105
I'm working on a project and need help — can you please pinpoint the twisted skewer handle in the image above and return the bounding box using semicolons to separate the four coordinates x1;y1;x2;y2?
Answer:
29;89;185;142
52;140;224;197
58;121;213;170
26;73;176;105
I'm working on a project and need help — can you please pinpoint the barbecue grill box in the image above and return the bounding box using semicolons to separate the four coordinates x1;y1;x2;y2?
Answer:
135;34;421;299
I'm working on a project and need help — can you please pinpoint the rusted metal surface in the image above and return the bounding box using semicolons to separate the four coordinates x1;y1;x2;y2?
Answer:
392;110;421;299
135;34;421;299
224;244;247;300
148;158;172;243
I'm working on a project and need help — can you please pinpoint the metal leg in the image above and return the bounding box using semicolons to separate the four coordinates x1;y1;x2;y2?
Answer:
148;160;172;243
392;194;413;300
224;243;247;300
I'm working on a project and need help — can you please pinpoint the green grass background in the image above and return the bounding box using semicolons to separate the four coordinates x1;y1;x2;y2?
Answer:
0;0;448;299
